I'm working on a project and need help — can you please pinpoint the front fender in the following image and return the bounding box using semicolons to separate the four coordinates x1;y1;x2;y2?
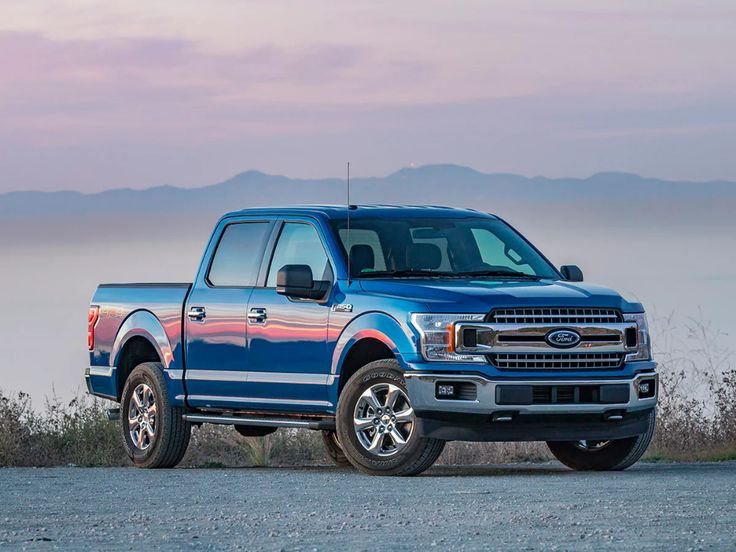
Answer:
331;311;417;377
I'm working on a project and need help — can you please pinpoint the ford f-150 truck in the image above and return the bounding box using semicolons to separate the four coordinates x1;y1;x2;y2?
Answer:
87;205;657;475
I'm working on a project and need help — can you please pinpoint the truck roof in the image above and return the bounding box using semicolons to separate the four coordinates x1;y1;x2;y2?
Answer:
223;205;498;220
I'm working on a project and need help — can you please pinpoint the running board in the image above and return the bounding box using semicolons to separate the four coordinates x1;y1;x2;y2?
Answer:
182;413;335;431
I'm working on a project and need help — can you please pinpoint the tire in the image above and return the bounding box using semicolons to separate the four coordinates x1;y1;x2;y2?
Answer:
547;408;656;471
120;362;191;468
336;359;445;476
321;430;352;468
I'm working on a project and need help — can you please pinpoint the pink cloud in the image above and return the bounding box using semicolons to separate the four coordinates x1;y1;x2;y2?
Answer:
0;31;433;146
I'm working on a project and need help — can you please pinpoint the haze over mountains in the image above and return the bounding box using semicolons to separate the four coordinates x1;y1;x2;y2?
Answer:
2;164;735;223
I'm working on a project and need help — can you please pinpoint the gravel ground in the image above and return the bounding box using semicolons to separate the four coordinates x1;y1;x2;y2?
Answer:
1;462;735;551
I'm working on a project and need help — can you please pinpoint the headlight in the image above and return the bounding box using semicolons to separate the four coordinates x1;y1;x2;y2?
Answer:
409;313;486;363
624;312;651;362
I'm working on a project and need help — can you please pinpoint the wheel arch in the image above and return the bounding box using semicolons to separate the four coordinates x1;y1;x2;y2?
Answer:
330;312;416;405
111;310;175;400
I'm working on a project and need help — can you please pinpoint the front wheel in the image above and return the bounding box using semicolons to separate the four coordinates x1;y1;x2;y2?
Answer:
547;409;656;471
120;362;191;468
336;359;445;476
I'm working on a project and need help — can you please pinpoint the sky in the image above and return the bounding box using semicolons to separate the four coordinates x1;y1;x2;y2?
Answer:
1;0;735;193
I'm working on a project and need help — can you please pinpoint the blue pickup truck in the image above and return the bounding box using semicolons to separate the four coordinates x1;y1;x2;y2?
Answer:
87;205;657;475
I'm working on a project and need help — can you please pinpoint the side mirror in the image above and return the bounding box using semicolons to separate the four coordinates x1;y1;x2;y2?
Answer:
276;264;330;300
560;265;584;282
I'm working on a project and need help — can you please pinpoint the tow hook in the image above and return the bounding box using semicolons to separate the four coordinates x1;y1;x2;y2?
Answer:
603;410;624;421
492;412;515;422
106;408;121;421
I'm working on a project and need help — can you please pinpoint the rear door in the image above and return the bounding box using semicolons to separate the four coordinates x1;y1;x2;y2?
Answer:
184;217;274;408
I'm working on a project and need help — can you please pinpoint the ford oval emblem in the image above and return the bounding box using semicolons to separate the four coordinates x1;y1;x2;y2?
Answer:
545;329;581;348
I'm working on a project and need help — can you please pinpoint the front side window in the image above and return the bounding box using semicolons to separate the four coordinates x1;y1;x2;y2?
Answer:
208;222;270;286
267;223;332;287
330;217;558;279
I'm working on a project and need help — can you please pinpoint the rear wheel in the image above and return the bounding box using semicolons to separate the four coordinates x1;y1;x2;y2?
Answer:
547;409;656;471
321;430;352;468
120;362;191;468
336;359;445;476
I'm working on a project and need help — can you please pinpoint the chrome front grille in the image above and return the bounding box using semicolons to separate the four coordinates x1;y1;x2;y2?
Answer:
488;308;622;325
491;352;625;370
454;307;635;370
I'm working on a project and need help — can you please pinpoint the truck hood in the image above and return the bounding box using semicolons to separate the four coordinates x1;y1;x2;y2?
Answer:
357;278;643;313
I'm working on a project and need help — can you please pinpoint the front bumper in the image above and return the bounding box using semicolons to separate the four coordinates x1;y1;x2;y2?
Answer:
405;371;657;416
404;371;657;442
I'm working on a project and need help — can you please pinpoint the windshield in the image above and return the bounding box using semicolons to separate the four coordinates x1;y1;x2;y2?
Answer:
330;216;560;279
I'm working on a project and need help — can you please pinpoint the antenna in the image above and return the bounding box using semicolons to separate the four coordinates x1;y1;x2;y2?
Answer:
346;161;351;286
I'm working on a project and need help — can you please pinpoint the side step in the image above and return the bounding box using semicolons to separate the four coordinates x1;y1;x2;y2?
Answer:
182;413;335;431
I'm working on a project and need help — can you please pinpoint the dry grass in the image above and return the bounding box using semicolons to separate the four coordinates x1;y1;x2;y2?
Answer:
643;314;736;461
0;392;128;467
1;315;733;468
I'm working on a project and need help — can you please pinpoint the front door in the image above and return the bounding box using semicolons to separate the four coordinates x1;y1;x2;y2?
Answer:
246;220;333;412
184;219;273;409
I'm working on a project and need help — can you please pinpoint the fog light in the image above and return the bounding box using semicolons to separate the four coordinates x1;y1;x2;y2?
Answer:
436;384;455;397
638;379;655;399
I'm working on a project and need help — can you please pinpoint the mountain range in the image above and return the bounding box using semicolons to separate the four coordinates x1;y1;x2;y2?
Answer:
2;165;734;224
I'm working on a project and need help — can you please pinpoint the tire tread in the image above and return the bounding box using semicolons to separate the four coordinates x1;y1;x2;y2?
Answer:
336;359;444;476
120;362;191;469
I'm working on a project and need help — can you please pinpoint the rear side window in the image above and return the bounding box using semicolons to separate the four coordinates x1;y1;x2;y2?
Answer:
208;222;270;286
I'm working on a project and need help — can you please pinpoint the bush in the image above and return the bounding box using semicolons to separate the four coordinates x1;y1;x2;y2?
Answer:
0;391;127;467
645;314;736;461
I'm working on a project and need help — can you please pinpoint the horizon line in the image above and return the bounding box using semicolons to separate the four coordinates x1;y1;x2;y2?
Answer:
2;163;734;197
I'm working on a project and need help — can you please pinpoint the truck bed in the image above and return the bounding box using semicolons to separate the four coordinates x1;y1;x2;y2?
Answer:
87;283;191;399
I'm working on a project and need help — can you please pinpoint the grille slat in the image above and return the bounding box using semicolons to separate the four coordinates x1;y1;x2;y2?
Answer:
491;352;624;370
455;383;478;401
489;307;622;325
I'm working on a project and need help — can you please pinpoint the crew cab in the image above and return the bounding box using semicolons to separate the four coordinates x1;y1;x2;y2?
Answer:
86;205;657;475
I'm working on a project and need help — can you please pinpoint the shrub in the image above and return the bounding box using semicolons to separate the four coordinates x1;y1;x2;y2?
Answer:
645;314;735;461
0;391;127;466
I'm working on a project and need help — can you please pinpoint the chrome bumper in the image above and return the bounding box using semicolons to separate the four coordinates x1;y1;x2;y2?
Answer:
404;372;658;415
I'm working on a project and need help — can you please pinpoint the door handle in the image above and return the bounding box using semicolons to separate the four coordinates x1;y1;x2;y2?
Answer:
188;306;206;321
248;307;267;323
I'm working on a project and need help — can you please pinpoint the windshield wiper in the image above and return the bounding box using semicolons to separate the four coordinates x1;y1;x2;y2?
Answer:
357;269;543;280
455;269;543;280
356;269;458;279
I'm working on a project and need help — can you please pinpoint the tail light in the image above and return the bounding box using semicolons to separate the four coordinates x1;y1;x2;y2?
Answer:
88;306;100;351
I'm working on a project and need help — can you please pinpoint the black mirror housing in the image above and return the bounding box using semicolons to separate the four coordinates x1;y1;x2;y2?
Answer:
276;264;330;300
560;265;584;282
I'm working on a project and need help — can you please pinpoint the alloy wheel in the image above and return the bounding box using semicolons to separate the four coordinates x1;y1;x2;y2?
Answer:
353;383;415;457
128;383;157;451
